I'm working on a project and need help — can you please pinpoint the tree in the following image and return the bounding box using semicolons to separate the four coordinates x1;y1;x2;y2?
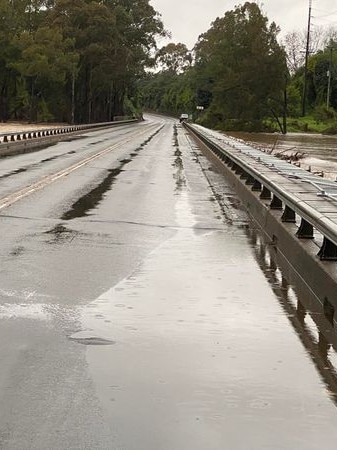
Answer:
0;0;166;123
193;2;287;131
11;26;79;121
47;0;166;122
156;43;191;74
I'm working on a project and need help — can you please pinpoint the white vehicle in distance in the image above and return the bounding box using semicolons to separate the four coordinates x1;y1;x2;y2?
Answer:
179;113;189;123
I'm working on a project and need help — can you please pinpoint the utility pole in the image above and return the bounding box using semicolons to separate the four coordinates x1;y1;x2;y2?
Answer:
302;0;312;117
327;46;333;109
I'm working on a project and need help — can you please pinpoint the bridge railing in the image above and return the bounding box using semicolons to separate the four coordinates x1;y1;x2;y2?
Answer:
0;119;138;145
185;122;337;261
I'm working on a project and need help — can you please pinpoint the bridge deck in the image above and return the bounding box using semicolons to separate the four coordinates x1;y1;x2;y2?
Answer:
190;124;337;232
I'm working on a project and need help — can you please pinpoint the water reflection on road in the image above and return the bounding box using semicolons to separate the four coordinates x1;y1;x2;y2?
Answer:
71;126;337;449
247;226;337;407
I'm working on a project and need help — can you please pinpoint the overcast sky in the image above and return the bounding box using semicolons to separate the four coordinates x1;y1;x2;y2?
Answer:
150;0;337;49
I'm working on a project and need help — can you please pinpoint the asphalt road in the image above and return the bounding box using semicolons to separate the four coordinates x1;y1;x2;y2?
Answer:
0;115;337;449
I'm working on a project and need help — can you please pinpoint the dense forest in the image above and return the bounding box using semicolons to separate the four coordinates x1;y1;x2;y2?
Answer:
1;1;337;132
0;0;166;123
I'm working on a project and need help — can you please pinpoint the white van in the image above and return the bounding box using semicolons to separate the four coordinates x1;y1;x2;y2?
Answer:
179;113;189;123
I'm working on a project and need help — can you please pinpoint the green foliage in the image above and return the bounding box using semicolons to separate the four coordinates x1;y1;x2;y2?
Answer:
296;40;337;116
141;2;288;132
193;2;287;126
312;104;336;122
156;43;191;74
1;0;336;132
141;2;337;134
286;115;336;133
286;83;302;117
37;97;54;122
0;0;165;123
8;77;30;119
140;70;195;116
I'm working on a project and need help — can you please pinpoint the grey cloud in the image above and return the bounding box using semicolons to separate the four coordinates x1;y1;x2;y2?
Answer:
151;0;337;48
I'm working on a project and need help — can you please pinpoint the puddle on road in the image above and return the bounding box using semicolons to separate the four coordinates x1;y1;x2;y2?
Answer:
69;330;116;346
61;127;164;221
172;148;186;193
173;124;179;148
62;137;83;143
0;167;27;180
0;150;77;181
71;173;337;448
40;150;76;163
61;167;126;220
44;223;78;243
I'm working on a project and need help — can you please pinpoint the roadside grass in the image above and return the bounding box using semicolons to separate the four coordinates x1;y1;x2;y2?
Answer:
287;116;335;133
266;116;337;134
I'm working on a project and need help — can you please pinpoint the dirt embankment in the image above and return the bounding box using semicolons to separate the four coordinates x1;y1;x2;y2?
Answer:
0;122;66;134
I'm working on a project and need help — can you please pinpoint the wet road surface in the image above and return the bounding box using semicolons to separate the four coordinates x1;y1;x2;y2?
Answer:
1;116;337;449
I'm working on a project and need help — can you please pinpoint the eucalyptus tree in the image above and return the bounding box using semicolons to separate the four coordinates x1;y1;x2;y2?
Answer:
193;2;287;131
1;0;165;122
156;43;192;73
0;0;15;120
11;26;79;121
47;0;166;122
0;0;74;121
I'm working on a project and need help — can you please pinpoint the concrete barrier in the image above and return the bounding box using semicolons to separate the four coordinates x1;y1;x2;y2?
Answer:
0;119;139;157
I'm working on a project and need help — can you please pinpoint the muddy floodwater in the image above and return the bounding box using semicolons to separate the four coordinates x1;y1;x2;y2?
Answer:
228;131;337;179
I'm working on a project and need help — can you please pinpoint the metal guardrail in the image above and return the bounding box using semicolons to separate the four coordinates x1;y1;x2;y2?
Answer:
185;122;337;260
0;119;138;145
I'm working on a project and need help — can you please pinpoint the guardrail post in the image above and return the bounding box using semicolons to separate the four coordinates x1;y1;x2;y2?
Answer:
252;180;262;191
245;175;255;185
270;195;283;210
296;300;306;323
318;238;337;261
240;170;248;180
296;218;314;239
235;165;243;175
260;186;271;200
318;332;330;356
282;205;296;223
323;297;335;325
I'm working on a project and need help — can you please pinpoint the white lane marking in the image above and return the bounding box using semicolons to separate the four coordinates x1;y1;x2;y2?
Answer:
0;123;160;211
